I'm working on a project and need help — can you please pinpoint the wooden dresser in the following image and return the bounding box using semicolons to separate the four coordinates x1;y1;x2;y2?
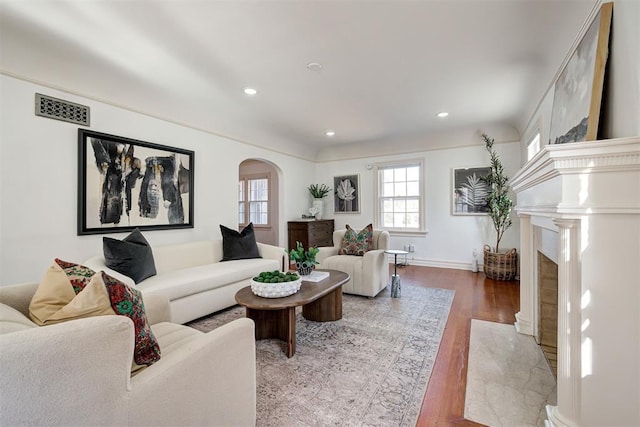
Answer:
287;219;334;251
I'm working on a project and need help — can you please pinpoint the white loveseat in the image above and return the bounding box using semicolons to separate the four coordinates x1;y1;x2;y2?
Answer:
84;240;287;324
0;282;256;427
317;229;391;297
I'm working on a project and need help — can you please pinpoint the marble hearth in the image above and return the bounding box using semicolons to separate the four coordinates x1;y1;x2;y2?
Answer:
511;136;640;427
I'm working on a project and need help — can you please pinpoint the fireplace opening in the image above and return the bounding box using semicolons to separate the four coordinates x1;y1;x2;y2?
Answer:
538;251;558;377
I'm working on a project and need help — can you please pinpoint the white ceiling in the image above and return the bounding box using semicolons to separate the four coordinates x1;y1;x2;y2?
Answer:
0;0;595;160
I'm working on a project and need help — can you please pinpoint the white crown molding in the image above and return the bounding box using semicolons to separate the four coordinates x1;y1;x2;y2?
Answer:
512;137;640;193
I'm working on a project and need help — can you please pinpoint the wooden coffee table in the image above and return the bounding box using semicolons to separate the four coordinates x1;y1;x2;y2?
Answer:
234;269;349;357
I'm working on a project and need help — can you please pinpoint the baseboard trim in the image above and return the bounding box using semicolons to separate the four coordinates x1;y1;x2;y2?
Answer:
391;257;475;271
388;258;520;281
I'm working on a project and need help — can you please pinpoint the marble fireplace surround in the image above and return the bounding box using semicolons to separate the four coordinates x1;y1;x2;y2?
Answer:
511;136;640;427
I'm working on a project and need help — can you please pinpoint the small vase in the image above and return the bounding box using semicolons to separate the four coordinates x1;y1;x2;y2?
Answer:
296;262;314;276
312;199;324;219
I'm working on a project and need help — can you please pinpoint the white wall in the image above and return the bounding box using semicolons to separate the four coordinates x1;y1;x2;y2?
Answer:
0;75;314;284
314;129;521;270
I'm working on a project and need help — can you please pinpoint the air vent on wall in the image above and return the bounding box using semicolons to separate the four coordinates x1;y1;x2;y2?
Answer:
35;93;90;126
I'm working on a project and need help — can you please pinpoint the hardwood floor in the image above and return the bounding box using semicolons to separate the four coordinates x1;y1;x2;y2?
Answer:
393;265;520;427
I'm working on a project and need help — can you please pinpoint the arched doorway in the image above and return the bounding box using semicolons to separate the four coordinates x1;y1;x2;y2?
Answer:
238;159;280;246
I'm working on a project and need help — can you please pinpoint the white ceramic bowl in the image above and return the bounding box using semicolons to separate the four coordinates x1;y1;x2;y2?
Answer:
250;277;302;298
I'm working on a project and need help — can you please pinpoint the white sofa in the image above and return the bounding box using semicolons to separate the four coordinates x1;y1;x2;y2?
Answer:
0;282;256;427
317;229;391;297
84;240;287;324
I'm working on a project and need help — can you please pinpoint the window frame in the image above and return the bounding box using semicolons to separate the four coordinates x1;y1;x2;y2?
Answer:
238;172;271;228
374;159;427;236
527;131;541;161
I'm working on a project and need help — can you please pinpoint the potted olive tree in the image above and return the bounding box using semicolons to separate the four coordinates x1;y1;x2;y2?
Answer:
481;133;517;281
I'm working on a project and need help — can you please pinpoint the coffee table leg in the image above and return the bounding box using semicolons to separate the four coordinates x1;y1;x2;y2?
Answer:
302;286;343;321
245;307;297;358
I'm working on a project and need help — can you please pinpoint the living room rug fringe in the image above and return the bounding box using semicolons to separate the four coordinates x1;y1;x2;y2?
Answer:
189;284;454;426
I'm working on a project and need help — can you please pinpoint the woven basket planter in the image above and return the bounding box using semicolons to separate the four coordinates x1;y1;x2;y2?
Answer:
483;245;517;281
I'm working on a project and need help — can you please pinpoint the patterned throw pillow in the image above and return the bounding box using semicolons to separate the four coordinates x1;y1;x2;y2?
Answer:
100;271;161;366
29;259;161;367
339;224;374;256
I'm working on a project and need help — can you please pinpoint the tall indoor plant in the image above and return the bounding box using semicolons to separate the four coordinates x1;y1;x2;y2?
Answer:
481;133;517;280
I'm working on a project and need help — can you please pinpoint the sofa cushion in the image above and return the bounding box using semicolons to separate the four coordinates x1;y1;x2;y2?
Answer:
0;303;37;334
220;223;261;261
151;321;203;355
152;241;217;274
137;257;280;301
103;228;157;284
340;224;373;256
29;259;96;325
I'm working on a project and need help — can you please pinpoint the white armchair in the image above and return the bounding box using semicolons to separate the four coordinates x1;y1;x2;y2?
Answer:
317;229;390;297
0;282;256;427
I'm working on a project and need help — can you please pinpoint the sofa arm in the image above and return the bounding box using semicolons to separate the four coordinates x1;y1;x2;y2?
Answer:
257;242;287;271
362;249;389;290
0;316;134;426
0;282;39;317
143;294;171;325
316;246;339;265
129;318;256;427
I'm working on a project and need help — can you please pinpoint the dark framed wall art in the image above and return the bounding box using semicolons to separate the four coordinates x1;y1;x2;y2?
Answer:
334;174;360;213
452;167;491;215
78;129;194;235
548;2;612;145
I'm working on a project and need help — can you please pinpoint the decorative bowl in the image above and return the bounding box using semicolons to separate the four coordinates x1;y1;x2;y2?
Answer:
250;277;302;298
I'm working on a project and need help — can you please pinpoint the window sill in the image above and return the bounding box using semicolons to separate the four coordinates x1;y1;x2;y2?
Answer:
385;229;428;237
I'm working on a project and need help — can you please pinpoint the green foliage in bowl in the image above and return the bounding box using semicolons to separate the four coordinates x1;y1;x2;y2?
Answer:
253;270;299;283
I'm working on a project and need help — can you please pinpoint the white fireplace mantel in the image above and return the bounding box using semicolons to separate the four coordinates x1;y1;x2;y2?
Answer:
511;136;640;427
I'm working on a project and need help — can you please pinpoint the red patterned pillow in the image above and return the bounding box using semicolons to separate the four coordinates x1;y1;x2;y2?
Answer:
339;224;374;256
100;271;161;366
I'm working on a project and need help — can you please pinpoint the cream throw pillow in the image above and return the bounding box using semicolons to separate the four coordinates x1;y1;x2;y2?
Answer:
29;259;95;325
29;259;161;367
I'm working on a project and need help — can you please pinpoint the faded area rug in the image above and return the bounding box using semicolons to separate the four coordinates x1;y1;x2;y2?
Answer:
188;284;454;426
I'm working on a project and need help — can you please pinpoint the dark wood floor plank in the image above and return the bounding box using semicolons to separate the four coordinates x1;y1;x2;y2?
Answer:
391;265;519;426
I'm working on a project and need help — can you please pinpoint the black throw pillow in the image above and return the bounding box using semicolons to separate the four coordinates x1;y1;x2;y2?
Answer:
220;223;262;261
103;228;157;284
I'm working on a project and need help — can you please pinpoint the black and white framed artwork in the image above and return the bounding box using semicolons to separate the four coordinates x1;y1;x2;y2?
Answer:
78;129;194;235
452;167;490;215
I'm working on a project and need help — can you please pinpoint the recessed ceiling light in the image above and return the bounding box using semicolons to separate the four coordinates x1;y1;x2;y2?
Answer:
243;87;258;95
436;111;449;118
307;62;323;72
325;130;336;137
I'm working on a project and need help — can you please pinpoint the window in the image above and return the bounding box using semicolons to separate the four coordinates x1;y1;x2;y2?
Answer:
527;131;541;161
238;174;269;226
375;160;425;233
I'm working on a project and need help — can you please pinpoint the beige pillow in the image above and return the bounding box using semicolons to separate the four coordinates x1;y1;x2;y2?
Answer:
29;259;95;325
29;259;161;367
46;273;115;323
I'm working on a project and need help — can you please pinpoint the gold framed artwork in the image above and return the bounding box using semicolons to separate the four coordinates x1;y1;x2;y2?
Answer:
549;2;612;145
